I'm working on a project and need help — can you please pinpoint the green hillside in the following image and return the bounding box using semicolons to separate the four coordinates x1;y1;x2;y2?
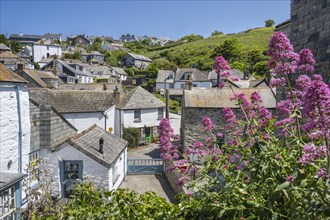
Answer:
133;27;274;74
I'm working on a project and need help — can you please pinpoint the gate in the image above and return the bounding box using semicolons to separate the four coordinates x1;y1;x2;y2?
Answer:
127;158;164;174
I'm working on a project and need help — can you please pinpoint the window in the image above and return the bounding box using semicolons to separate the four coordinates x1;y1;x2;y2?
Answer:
180;84;185;89
134;110;141;122
0;186;16;220
112;162;120;185
193;84;197;87
60;160;83;198
29;151;40;184
158;108;163;119
47;46;49;50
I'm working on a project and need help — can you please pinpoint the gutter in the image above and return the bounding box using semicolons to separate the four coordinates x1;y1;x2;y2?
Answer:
15;85;23;174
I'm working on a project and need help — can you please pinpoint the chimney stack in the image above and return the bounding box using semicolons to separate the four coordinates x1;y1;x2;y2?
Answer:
99;137;104;154
114;86;120;104
185;72;193;90
17;63;24;72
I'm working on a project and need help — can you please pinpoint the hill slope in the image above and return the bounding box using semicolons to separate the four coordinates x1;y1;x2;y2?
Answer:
137;27;274;71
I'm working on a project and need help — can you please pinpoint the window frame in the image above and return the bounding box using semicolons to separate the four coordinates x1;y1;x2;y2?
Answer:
134;110;141;122
158;108;164;119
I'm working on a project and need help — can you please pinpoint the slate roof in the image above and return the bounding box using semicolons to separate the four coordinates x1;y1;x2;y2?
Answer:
0;51;19;59
41;59;92;77
64;124;128;168
175;68;209;81
0;63;27;83
9;34;44;40
28;88;115;113
184;87;276;109
0;172;26;191
111;66;128;76
116;86;165;110
0;43;11;51
21;69;59;88
127;53;152;62
90;51;104;56
156;70;175;83
208;69;245;81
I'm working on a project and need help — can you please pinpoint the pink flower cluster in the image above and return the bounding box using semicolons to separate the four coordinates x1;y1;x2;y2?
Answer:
297;49;315;74
158;118;180;161
270;77;286;87
302;75;330;140
202;116;214;131
267;32;299;75
299;143;328;165
215;56;231;78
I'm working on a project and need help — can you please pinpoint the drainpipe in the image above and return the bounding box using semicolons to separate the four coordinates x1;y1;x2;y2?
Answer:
103;112;107;130
15;85;23;174
15;85;23;210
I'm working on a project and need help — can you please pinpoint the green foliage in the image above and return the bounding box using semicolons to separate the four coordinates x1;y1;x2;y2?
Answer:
145;59;176;78
32;62;40;70
211;38;242;62
9;40;22;53
63;51;82;60
265;19;275;27
230;61;247;72
87;38;105;53
0;34;10;47
180;34;204;43
253;60;269;78
123;127;140;148
141;79;156;91
211;30;224;36
105;50;127;67
154;94;180;113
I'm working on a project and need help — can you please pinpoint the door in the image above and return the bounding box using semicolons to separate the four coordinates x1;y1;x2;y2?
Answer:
60;160;83;198
145;127;152;144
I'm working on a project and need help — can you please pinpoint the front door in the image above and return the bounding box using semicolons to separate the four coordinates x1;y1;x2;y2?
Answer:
145;127;152;144
60;160;83;198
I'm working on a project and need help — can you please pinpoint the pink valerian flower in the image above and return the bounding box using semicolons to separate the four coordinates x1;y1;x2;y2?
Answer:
250;91;262;105
267;32;299;75
223;108;238;128
215;56;231;78
302;75;330;140
216;133;224;138
270;77;286;87
158;118;180;161
297;49;315;74
286;175;295;183
316;168;329;179
202;116;214;132
300;143;328;165
230;76;240;82
274;117;295;127
178;176;188;186
295;75;311;92
276;100;295;117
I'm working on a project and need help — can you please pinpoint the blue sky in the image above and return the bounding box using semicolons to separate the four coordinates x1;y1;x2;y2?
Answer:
0;0;290;40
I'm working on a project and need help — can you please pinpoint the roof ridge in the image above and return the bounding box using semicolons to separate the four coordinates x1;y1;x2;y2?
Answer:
71;124;97;140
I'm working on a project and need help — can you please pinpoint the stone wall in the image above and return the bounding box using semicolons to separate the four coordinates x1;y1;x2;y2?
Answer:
164;160;185;194
290;0;330;82
29;101;77;151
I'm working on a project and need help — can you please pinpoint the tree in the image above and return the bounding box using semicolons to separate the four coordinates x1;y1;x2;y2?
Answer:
265;19;275;27
211;38;241;62
179;34;204;43
211;30;224;36
0;34;10;47
105;50;127;67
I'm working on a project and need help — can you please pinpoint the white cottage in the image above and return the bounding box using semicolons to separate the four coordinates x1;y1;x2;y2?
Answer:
40;124;128;198
174;68;211;89
32;39;62;62
0;63;30;215
115;86;165;144
29;88;116;133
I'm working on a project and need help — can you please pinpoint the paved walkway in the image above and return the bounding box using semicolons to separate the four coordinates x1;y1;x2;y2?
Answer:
120;174;176;203
128;143;160;159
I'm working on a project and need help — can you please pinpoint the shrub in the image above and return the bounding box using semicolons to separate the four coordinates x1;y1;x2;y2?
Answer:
123;127;140;148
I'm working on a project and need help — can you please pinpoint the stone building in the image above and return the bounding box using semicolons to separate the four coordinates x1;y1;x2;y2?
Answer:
120;53;152;69
290;0;330;82
180;87;276;148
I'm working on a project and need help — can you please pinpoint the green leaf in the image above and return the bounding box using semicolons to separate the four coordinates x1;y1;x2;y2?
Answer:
275;182;290;192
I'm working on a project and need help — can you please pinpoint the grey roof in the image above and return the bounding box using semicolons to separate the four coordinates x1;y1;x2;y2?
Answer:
20;69;59;88
65;124;128;168
41;59;92;77
156;70;175;83
90;51;104;56
117;86;165;110
110;66;128;76
38;58;53;63
86;65;113;76
0;43;11;51
127;53;152;62
0;63;27;83
0;172;25;190
57;83;124;92
175;68;209;82
208;69;244;81
184;87;276;108
9;34;44;40
28;88;116;113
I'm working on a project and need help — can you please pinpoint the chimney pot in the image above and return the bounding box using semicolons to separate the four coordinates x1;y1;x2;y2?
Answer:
17;63;24;72
99;137;104;154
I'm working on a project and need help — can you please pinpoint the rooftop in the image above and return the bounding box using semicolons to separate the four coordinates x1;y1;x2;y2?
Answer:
156;70;175;83
0;172;26;191
29;88;116;113
127;53;152;62
184;87;276;109
20;69;59;88
117;86;165;110
0;63;27;83
175;68;209;82
0;43;11;51
65;124;128;168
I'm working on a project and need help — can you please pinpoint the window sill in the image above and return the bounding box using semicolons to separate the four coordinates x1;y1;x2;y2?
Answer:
157;118;163;120
134;120;141;123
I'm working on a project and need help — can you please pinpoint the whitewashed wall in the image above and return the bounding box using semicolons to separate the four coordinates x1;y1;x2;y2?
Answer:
114;109;122;137
33;44;62;63
156;82;174;91
108;148;127;190
0;83;30;174
174;81;211;89
62;107;115;133
122;108;164;128
40;145;109;197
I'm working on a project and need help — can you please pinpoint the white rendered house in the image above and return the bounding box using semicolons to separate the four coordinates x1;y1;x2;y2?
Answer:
32;39;62;62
